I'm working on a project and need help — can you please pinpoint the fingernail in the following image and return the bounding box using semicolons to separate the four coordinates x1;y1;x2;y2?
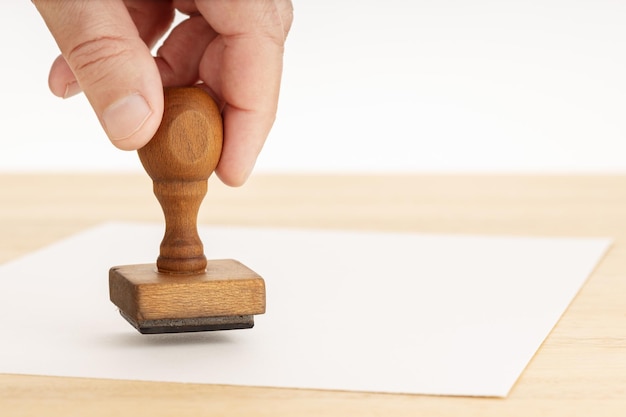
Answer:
102;93;152;141
63;81;81;99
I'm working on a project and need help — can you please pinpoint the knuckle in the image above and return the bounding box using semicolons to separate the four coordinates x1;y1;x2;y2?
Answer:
66;36;132;81
265;0;293;45
276;0;294;38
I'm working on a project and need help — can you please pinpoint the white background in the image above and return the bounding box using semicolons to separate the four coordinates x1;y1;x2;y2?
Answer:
1;1;625;173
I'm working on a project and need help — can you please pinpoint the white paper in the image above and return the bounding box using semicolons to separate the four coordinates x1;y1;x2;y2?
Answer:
0;223;610;397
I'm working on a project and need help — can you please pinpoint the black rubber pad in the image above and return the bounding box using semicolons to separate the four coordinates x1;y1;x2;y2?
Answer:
119;310;254;334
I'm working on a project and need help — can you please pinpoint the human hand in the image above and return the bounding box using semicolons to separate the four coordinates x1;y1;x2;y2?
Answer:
33;0;293;186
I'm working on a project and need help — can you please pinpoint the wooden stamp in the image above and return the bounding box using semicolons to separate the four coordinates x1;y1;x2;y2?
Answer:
109;87;266;334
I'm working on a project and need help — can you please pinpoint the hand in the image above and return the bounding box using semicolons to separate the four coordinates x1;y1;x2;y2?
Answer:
33;0;293;186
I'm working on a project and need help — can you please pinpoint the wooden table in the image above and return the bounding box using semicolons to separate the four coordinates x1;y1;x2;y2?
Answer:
1;174;625;416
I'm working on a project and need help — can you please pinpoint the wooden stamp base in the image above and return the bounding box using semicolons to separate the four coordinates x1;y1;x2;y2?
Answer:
109;259;266;334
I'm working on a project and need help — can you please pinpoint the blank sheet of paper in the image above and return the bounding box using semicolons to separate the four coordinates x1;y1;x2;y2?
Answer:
0;223;610;397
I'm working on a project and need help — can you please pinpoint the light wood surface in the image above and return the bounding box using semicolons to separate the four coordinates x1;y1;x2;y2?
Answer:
1;174;625;416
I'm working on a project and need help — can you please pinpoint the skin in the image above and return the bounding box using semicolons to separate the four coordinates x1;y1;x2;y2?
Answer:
33;0;293;186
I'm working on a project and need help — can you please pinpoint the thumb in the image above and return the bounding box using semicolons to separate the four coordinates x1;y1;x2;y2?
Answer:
34;0;163;150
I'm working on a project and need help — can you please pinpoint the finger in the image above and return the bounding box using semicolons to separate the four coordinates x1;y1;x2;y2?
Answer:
49;54;81;98
155;15;218;87
47;1;175;101
196;0;293;186
216;105;275;186
34;0;164;150
125;0;175;49
172;0;198;16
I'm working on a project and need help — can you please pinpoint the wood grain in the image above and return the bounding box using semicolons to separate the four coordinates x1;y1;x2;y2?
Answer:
138;86;222;274
1;174;625;416
110;87;265;331
109;261;265;320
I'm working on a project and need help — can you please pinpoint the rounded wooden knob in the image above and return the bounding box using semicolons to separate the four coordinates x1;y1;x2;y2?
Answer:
138;87;222;274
